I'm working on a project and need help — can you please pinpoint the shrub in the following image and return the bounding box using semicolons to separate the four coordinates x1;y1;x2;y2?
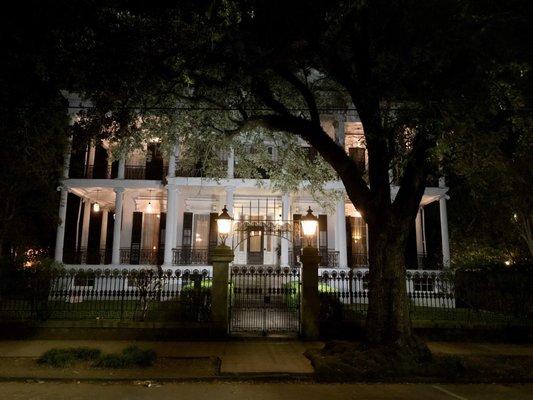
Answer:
93;353;126;368
93;346;157;369
37;347;101;367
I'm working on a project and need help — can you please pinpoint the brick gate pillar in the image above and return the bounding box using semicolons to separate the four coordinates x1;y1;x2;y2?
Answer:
211;245;234;337
301;246;321;339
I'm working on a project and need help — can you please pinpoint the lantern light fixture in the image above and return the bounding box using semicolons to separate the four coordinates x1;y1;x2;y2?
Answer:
216;205;233;245
146;190;153;213
301;206;318;246
93;190;101;212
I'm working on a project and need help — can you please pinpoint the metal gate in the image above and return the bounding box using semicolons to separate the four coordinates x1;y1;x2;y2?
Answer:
229;265;301;336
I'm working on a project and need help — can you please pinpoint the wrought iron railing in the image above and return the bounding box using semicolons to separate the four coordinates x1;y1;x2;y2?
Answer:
63;248;111;265
319;249;339;267
119;248;163;265
0;269;212;322
75;164;167;180
64;248;162;265
172;247;210;265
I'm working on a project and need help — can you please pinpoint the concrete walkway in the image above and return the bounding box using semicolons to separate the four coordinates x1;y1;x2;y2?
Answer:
0;340;531;375
0;340;322;374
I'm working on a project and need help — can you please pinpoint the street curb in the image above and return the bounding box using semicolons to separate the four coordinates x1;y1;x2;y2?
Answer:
0;374;532;384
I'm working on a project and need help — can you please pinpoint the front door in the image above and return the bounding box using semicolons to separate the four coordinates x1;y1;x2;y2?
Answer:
247;228;264;264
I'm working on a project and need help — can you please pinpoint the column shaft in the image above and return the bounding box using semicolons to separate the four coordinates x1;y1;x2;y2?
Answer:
336;199;348;268
439;197;451;268
54;190;68;262
100;209;109;251
80;200;91;249
281;194;290;266
163;185;177;266
112;188;125;265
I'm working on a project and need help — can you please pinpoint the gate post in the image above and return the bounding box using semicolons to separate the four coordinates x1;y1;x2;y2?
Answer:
301;246;321;339
211;245;234;337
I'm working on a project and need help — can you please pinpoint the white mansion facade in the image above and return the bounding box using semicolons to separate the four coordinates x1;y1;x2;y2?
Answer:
54;110;450;273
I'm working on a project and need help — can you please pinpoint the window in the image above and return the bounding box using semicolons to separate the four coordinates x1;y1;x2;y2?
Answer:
193;214;210;248
142;213;160;252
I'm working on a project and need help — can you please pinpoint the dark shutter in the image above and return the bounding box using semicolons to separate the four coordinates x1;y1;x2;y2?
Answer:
63;193;81;263
181;212;193;263
87;206;103;264
345;216;353;268
349;147;366;173
208;212;218;263
319;214;328;265
104;212;114;264
292;214;302;265
423;203;442;269
130;212;143;264
158;212;166;264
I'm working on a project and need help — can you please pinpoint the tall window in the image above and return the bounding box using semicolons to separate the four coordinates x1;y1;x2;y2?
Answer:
193;214;210;248
142;213;160;251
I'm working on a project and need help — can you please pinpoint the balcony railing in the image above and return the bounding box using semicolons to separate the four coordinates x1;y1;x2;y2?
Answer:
319;249;339;268
119;248;163;265
172;247;210;265
63;248;162;265
63;248;111;265
75;164;168;180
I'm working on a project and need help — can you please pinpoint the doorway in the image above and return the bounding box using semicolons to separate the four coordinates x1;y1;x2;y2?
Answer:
247;228;264;264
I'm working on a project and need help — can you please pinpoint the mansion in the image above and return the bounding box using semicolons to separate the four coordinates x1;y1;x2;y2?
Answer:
54;106;450;274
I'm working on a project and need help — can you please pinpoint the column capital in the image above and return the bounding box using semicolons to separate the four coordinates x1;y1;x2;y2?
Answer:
114;187;125;194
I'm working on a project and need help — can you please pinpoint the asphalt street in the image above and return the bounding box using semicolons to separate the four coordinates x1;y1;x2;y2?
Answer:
0;381;531;400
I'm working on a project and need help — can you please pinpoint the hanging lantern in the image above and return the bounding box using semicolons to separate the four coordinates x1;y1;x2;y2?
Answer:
93;190;101;212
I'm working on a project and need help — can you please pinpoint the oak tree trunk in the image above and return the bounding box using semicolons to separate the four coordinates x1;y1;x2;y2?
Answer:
364;218;429;360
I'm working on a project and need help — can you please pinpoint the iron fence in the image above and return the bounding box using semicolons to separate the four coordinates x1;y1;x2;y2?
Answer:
317;269;527;324
0;269;212;322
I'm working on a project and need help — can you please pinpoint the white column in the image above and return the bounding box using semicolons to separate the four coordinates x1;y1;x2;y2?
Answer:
225;186;235;215
163;184;177;266
117;152;126;179
175;191;184;247
439;196;450;268
100;209;109;251
281;193;290;266
54;189;68;262
54;138;72;263
112;188;125;265
80;199;91;248
336;199;348;268
438;177;451;268
227;148;235;179
415;208;424;255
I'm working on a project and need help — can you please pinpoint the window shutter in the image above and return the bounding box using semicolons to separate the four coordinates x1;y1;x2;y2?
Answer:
208;212;218;263
130;212;143;264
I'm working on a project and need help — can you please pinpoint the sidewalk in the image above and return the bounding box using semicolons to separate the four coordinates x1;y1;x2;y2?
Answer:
0;340;322;375
0;339;531;379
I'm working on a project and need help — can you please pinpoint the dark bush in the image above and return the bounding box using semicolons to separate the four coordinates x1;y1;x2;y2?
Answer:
37;347;101;367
